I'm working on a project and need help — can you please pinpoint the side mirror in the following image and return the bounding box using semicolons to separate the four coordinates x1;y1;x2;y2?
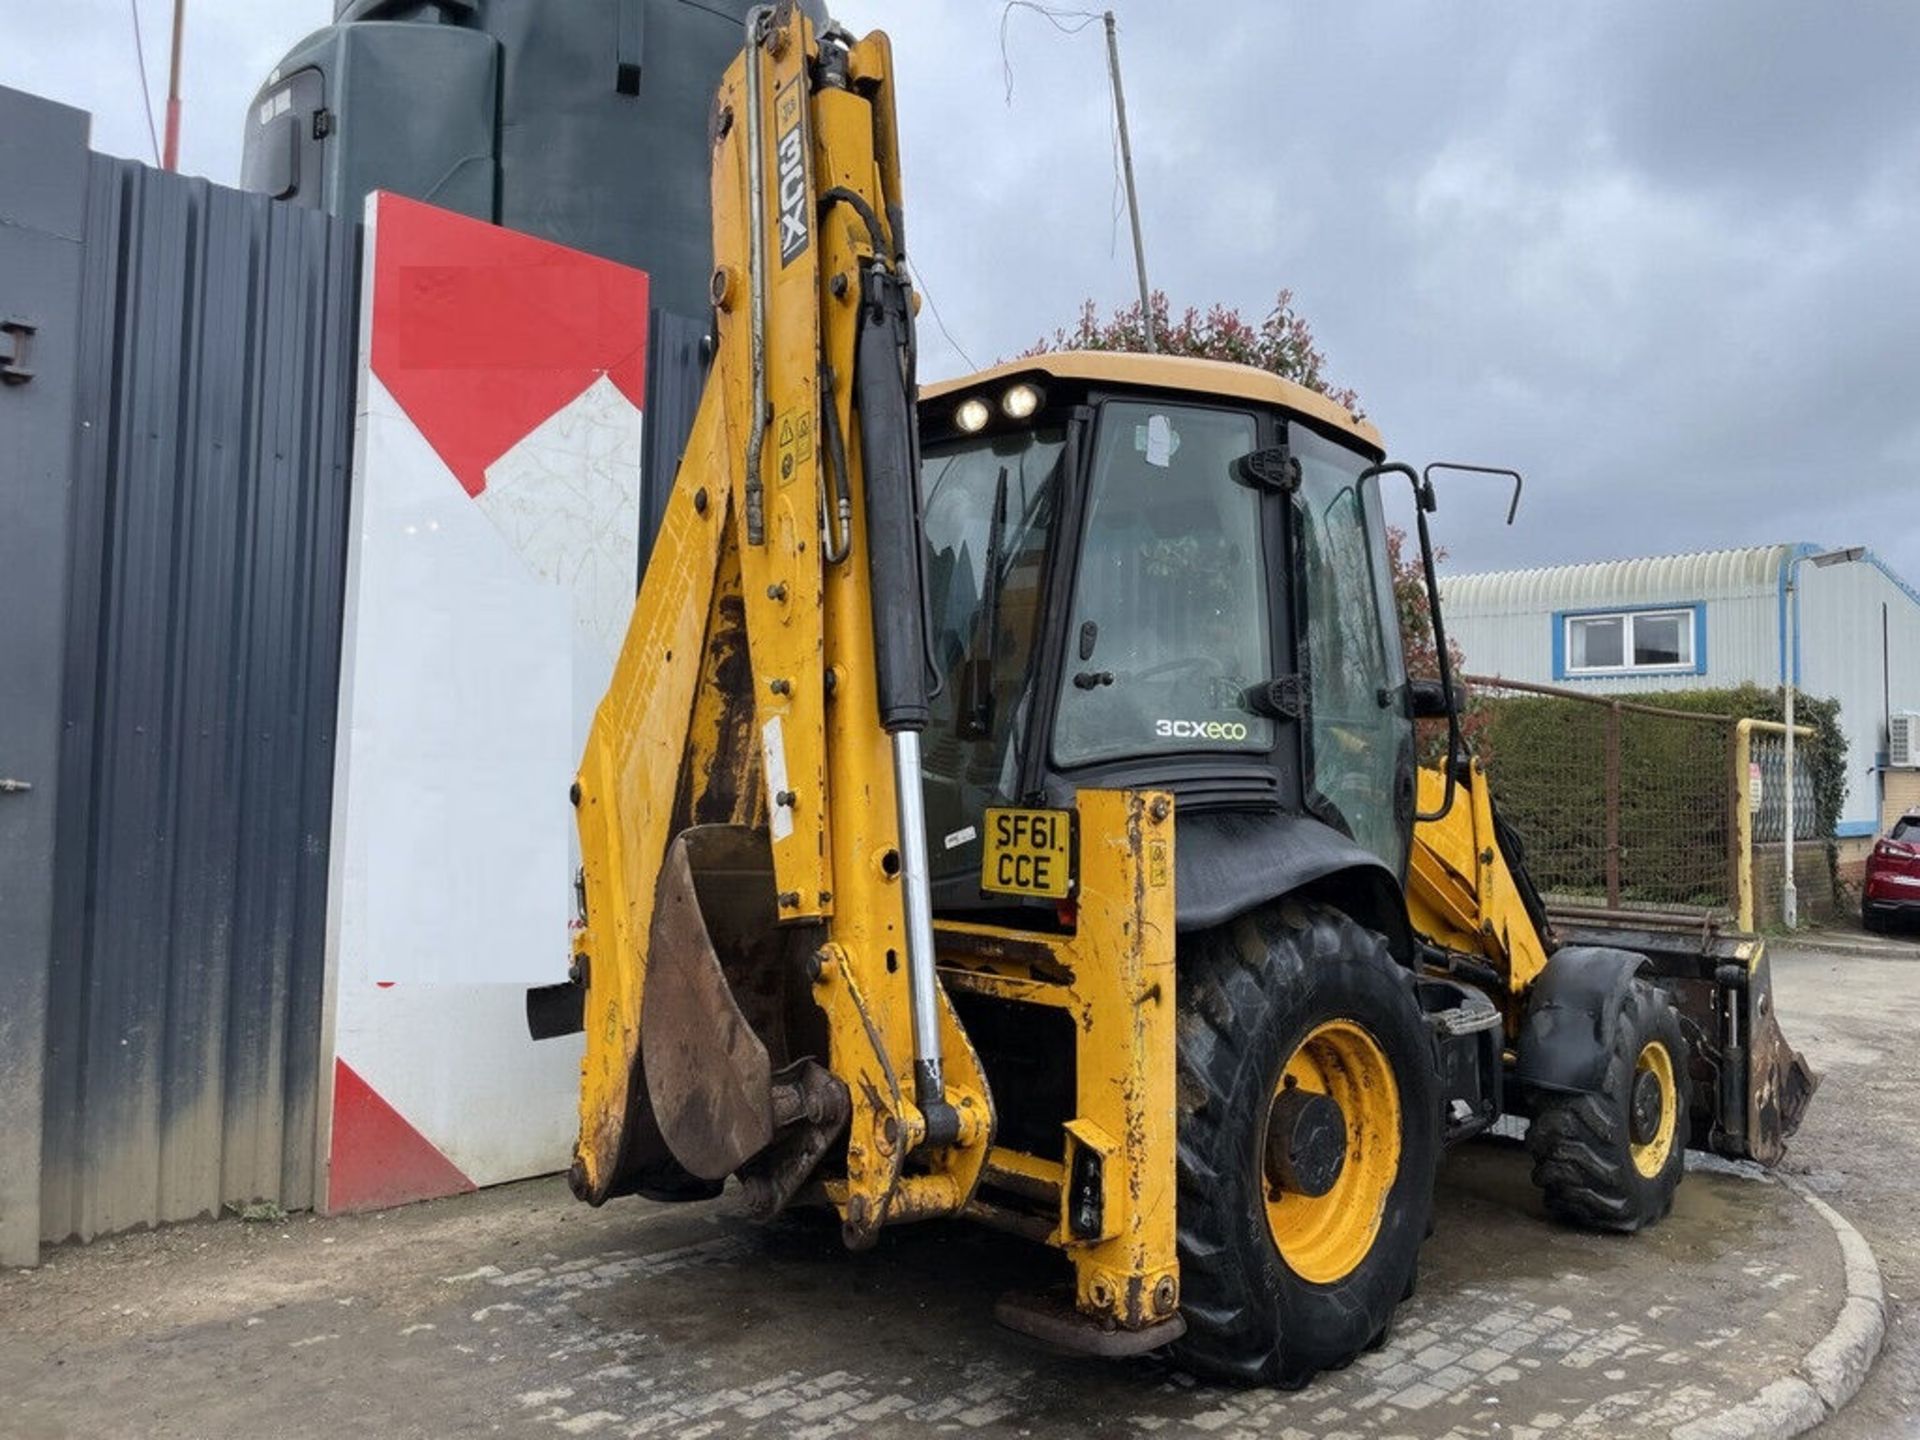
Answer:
1409;678;1465;720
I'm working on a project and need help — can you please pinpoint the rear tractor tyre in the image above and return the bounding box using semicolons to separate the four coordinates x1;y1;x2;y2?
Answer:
1526;975;1690;1233
1170;902;1440;1388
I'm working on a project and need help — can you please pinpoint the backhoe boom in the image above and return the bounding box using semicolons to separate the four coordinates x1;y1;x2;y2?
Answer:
566;5;988;1241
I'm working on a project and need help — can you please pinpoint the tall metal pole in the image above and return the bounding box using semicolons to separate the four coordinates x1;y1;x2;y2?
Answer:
161;0;186;171
1782;561;1799;930
1103;12;1155;352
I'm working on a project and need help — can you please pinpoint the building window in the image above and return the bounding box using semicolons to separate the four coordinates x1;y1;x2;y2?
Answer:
1557;605;1702;678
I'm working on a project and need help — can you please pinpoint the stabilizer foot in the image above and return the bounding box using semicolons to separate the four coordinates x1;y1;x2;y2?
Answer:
992;1289;1185;1359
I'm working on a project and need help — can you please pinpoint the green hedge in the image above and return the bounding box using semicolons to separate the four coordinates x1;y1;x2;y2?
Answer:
1474;684;1846;906
1615;684;1846;837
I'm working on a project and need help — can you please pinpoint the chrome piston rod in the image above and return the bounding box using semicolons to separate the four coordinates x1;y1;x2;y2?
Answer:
889;729;954;1140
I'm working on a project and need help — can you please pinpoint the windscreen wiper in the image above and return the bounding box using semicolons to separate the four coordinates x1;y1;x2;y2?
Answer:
960;465;1010;737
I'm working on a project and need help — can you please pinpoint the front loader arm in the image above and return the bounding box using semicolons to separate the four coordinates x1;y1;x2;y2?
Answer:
1408;760;1816;1164
1407;760;1551;997
568;8;991;1235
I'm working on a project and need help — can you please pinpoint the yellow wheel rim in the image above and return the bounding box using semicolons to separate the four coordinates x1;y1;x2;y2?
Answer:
1263;1020;1401;1285
1629;1040;1678;1178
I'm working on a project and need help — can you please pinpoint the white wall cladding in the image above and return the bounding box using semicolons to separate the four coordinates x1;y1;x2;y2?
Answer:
1439;546;1793;695
1797;557;1920;831
1439;544;1920;833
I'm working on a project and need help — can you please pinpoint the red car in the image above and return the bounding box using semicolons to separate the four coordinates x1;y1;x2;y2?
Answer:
1863;811;1920;932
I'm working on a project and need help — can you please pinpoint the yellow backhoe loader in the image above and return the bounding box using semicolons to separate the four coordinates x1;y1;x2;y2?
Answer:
525;3;1815;1385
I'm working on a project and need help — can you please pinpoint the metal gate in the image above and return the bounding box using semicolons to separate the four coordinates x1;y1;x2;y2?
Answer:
1468;674;1818;932
0;86;360;1261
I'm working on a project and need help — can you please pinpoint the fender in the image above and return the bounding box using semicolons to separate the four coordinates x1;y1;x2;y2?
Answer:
1513;945;1649;1096
1175;809;1413;961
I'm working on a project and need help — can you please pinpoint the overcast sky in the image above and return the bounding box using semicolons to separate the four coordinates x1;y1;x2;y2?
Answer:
6;1;1918;580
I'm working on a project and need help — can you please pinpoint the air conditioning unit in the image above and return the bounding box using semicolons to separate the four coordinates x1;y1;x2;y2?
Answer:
1891;713;1920;769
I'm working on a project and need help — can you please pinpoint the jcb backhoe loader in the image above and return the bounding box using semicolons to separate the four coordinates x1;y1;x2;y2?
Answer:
527;3;1815;1385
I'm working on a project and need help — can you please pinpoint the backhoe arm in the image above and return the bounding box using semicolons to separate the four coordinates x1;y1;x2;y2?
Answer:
567;5;990;1238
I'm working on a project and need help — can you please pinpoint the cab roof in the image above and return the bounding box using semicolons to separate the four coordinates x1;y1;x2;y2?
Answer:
920;350;1383;452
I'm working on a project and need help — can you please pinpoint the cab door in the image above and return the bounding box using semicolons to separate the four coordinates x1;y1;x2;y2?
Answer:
1038;397;1301;816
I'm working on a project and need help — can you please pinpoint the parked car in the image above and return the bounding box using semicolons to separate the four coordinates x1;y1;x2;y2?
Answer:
1863;811;1920;933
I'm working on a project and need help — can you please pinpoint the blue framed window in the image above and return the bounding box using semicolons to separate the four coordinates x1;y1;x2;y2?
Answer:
1551;603;1707;680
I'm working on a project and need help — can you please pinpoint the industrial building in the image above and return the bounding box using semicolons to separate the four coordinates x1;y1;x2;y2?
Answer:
1440;544;1920;839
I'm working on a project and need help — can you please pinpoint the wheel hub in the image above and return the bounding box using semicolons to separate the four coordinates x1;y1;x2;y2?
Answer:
1629;1066;1665;1146
1628;1039;1680;1179
1262;1019;1402;1285
1266;1086;1348;1198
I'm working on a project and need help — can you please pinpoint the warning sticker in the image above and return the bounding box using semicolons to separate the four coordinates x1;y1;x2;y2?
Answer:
774;407;814;486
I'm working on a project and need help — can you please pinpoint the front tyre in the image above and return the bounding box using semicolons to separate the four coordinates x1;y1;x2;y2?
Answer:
1526;975;1689;1232
1171;902;1440;1388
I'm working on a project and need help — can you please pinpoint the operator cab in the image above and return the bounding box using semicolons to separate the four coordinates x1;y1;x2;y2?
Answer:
918;352;1415;925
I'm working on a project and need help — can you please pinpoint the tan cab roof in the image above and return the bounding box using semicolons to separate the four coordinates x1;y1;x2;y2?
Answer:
920;350;1382;450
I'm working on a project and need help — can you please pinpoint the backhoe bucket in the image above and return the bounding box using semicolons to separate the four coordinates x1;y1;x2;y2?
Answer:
640;825;789;1181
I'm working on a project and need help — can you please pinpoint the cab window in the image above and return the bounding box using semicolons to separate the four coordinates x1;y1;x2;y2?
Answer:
1052;402;1271;767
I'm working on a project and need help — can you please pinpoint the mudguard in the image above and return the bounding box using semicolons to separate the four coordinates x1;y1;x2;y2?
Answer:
1513;945;1649;1097
1175;810;1414;960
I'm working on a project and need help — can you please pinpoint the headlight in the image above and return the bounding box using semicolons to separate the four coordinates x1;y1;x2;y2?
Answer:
1001;382;1043;420
954;396;991;433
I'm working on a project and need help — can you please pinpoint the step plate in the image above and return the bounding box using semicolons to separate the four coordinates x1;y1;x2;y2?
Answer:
992;1290;1186;1359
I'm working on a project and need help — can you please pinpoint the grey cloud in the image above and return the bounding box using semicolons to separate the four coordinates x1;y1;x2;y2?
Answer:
5;0;1915;582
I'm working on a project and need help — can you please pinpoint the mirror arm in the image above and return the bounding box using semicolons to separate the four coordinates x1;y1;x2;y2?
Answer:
1422;460;1524;527
1359;461;1461;824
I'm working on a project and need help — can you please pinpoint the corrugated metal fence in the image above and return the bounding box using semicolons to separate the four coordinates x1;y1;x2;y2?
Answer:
0;86;86;1268
2;84;361;1256
2;84;704;1263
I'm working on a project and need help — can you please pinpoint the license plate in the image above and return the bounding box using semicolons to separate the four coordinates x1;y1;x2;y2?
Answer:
981;807;1075;899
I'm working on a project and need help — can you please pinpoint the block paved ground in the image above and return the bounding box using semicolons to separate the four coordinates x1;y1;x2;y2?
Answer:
1;942;1909;1439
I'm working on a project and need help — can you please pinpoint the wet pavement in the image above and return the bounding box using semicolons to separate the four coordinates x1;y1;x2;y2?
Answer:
1768;944;1920;1439
0;1124;1865;1438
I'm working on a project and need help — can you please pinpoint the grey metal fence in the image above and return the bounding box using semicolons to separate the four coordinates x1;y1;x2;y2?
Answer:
0;86;360;1258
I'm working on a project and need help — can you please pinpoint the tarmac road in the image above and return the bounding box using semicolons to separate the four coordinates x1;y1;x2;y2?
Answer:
0;940;1910;1440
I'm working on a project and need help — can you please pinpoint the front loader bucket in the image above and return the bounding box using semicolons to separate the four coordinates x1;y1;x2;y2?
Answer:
1730;947;1818;1167
640;825;787;1181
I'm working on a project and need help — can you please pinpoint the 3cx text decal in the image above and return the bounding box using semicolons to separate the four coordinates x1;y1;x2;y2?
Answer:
1155;718;1251;741
774;81;810;267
